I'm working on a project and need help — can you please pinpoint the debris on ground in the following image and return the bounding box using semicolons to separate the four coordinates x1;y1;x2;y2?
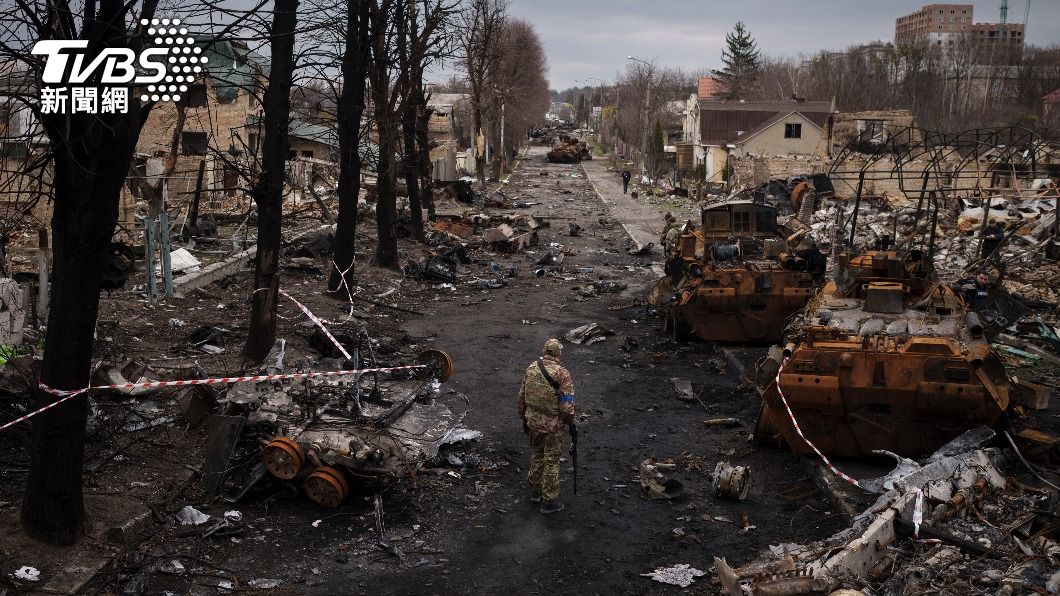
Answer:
711;428;1060;594
175;505;210;526
564;322;614;344
641;563;705;588
639;458;685;500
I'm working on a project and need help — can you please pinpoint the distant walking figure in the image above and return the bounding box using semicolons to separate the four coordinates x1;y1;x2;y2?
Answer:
621;168;631;194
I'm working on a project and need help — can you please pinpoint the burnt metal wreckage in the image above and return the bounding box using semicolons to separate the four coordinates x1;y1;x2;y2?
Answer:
648;197;826;343
753;125;1059;459
200;340;458;508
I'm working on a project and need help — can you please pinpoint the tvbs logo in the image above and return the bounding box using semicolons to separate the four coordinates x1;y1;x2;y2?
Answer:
31;18;202;114
33;40;168;85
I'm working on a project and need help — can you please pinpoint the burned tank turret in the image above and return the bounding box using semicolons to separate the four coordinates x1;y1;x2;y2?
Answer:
648;199;824;342
753;249;1011;458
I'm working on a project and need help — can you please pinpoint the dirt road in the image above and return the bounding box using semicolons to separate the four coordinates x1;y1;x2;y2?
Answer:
278;148;844;594
0;146;846;595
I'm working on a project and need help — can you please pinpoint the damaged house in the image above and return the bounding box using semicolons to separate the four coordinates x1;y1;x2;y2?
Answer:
426;93;471;180
132;38;269;208
684;95;835;186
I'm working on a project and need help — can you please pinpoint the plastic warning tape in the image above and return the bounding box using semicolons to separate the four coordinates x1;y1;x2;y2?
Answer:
280;289;352;360
773;359;862;488
0;364;427;433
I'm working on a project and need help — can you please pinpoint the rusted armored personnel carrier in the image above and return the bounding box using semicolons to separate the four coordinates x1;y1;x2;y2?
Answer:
753;249;1011;458
649;199;823;342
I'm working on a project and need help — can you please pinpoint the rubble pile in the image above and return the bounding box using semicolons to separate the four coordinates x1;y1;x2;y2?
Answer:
713;430;1060;595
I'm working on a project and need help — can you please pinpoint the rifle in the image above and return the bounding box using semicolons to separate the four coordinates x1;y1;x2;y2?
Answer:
569;423;578;495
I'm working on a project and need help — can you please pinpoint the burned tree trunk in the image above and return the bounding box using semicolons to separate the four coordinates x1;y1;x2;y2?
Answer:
397;3;424;244
401;99;424;242
368;0;399;269
415;92;435;216
329;0;371;294
21;0;157;545
244;0;299;361
373;114;399;268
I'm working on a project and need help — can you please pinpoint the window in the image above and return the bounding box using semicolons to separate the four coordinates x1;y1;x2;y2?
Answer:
301;150;314;158
181;131;208;155
733;209;752;233
183;84;207;108
784;123;802;139
704;210;730;230
754;208;776;234
0;104;10;136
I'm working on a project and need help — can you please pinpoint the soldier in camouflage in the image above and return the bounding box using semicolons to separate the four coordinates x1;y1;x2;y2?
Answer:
660;212;682;254
517;338;575;513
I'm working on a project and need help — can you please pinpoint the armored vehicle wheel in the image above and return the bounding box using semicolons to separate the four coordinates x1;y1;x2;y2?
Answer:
304;466;349;508
263;437;305;480
416;349;454;382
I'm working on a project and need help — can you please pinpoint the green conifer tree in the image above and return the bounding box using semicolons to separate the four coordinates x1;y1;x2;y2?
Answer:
712;22;761;99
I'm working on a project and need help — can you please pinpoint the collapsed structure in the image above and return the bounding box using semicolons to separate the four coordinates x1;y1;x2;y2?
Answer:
743;125;1057;458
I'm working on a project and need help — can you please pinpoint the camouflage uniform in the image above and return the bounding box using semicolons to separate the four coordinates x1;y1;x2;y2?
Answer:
517;340;575;503
660;217;682;254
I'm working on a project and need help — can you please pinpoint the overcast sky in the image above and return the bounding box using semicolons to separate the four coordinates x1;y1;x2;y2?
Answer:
501;0;1060;91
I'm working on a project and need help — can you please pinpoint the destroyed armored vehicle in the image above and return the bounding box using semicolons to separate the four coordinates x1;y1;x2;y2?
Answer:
754;249;1012;458
201;345;459;508
648;199;824;342
546;135;592;163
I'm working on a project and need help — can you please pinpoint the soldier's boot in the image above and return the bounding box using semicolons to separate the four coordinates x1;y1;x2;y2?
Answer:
530;492;543;503
539;500;564;514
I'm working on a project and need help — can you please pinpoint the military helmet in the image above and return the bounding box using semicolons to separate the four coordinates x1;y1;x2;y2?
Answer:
543;338;563;356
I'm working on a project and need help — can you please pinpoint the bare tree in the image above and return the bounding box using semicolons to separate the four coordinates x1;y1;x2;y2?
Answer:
367;0;402;268
0;0;161;545
484;18;549;173
328;0;371;293
244;0;300;361
397;0;454;243
456;0;506;189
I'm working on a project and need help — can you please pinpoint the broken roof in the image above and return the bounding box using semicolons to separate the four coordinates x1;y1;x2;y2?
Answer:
427;93;470;107
288;119;337;148
699;100;832;146
193;37;268;101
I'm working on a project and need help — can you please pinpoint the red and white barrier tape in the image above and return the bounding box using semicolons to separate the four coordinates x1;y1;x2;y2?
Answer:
0;364;428;434
2;287;421;434
773;359;862;489
280;289;352;360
